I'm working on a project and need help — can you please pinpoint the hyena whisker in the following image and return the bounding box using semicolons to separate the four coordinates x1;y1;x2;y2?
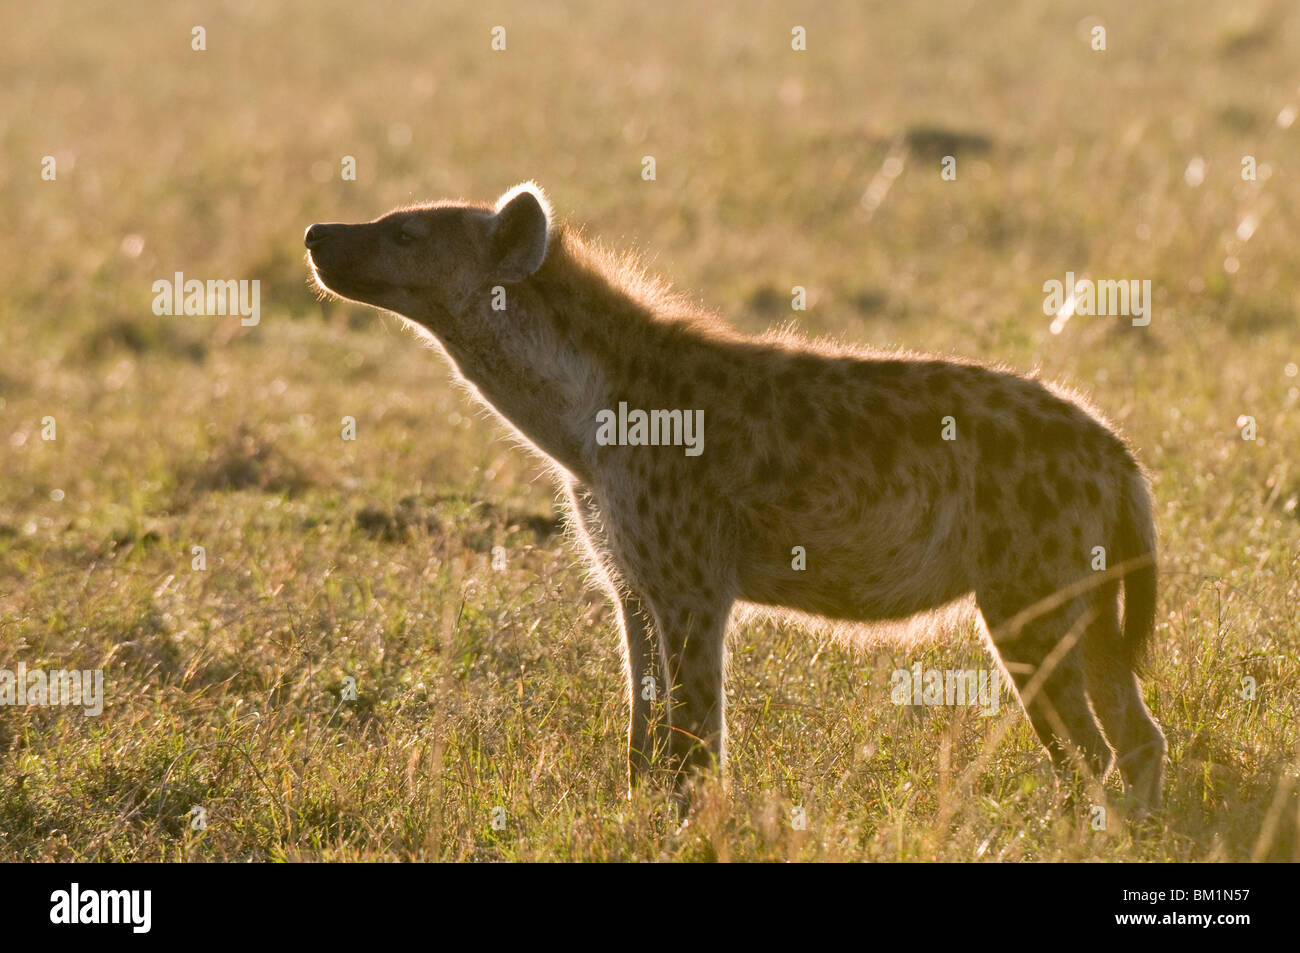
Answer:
304;181;1168;815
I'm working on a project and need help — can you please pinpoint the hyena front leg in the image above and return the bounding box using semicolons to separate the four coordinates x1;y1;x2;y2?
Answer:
616;591;668;789
643;594;733;786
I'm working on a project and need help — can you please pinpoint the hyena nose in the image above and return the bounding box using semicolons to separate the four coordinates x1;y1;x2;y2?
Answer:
304;224;332;250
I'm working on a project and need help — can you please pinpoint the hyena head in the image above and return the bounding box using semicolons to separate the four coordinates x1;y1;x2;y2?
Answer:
305;183;552;323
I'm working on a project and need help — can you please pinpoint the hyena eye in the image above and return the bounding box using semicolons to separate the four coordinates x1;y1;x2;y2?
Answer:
396;220;425;246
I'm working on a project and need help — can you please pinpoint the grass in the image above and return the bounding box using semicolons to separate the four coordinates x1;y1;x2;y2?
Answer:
0;0;1297;861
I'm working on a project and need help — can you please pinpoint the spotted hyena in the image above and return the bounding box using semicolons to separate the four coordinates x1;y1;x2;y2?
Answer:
305;182;1167;811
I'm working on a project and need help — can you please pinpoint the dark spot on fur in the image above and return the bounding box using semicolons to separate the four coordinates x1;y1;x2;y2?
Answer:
1040;416;1077;453
752;454;783;483
775;367;801;391
873;431;900;471
1016;474;1056;520
982;527;1011;565
644;468;667;494
868;361;908;384
976;417;1020;462
975;476;1001;513
699;363;728;390
791;354;822;377
783;402;808;441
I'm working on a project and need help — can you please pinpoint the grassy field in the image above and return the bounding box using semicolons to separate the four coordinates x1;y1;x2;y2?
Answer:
1;0;1297;861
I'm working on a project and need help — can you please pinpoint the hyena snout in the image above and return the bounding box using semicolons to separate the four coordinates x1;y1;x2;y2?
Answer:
304;223;350;277
304;223;389;300
304;222;349;250
297;221;351;254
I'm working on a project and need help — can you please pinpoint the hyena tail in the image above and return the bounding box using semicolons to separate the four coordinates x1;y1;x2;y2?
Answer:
1115;464;1158;673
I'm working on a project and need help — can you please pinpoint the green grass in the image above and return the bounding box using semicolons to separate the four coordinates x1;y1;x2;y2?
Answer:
0;0;1297;860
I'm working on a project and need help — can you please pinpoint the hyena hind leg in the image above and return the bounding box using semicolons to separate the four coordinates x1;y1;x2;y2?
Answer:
981;593;1114;790
1082;612;1167;812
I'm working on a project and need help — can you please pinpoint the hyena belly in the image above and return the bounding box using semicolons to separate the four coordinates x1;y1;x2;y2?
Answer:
735;472;977;622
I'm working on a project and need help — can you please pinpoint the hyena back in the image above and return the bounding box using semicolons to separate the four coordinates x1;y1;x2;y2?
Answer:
305;182;1167;811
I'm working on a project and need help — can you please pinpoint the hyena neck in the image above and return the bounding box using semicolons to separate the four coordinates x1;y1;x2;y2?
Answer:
435;226;686;484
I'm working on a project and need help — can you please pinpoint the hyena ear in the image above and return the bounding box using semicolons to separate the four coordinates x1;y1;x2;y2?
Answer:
490;182;552;282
